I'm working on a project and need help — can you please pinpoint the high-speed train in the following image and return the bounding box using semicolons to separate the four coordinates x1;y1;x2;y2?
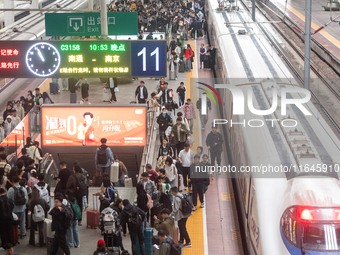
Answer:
205;0;340;254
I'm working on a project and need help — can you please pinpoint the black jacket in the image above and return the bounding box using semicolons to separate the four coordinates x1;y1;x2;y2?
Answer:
137;193;148;213
158;144;174;159
206;131;223;152
49;205;68;234
135;86;148;100
121;203;146;234
156;113;172;131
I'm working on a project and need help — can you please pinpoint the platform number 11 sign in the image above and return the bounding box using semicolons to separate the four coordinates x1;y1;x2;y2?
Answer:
131;41;167;77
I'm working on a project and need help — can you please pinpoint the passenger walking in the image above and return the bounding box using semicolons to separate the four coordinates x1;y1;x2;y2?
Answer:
206;125;223;166
158;138;174;160
178;143;195;190
95;138;115;176
164;157;178;188
135;81;148;104
107;77;118;103
182;99;196;133
170;187;192;248
170;118;190;155
156;106;173;143
196;94;211;130
121;199;146;255
190;155;209;211
7;176;28;239
49;194;72;255
65;190;81;248
176;82;186;107
183;44;194;72
111;198;125;252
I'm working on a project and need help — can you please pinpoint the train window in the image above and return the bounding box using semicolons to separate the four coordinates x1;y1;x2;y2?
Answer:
303;224;340;251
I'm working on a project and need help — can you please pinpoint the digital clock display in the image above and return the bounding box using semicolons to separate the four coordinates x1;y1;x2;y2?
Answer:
0;40;167;77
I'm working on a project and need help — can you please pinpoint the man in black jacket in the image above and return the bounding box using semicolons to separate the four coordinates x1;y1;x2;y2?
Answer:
157;107;173;143
0;188;13;248
49;194;72;255
205;125;223;166
135;81;148;104
121;199;146;255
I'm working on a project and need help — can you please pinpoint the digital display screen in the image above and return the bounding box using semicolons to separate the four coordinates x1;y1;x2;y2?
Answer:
41;105;146;147
0;40;167;77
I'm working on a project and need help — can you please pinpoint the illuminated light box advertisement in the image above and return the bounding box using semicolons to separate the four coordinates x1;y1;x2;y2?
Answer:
0;117;29;147
41;105;146;146
0;40;167;77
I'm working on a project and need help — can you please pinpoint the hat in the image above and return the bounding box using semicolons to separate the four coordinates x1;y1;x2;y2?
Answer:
161;106;166;110
97;239;105;247
30;169;37;174
6;115;12;119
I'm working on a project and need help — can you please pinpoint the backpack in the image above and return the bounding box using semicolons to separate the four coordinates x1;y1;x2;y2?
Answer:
35;183;49;204
127;208;142;230
97;146;108;165
32;204;45;222
70;201;82;221
64;204;74;229
146;193;153;209
77;173;88;193
103;210;116;234
169;243;182;255
106;186;119;203
13;186;26;206
177;194;192;216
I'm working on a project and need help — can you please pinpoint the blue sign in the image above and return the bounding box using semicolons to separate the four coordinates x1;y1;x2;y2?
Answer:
131;41;167;77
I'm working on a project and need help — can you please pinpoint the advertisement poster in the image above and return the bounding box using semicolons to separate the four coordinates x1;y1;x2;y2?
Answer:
0;117;29;147
41;106;146;146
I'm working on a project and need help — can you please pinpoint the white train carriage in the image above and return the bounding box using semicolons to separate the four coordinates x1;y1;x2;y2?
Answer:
205;0;340;254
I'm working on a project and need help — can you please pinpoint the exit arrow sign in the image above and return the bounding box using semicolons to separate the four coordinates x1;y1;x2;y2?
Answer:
45;12;138;36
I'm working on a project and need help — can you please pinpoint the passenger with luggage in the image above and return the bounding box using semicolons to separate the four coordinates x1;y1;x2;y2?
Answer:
111;198;126;252
169;187;192;248
35;173;51;205
28;188;49;247
0;187;14;248
95;138;115;176
156;107;173;143
182;99;196;133
7;175;28;239
121;199;146;255
100;174;119;211
140;172;158;200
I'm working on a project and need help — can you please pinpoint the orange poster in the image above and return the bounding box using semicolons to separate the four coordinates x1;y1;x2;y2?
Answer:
41;105;146;146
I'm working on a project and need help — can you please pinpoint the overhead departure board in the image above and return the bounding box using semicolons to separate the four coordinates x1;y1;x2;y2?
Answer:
0;40;167;77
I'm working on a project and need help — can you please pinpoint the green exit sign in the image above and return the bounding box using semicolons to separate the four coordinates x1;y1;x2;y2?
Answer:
45;12;138;36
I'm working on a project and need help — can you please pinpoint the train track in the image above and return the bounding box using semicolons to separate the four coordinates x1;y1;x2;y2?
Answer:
239;0;340;134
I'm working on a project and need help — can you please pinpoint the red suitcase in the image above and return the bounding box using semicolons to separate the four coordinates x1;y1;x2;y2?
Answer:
10;225;19;246
87;194;100;229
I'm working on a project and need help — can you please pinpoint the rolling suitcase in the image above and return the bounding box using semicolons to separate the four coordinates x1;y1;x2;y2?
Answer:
144;227;153;255
70;92;77;103
179;61;185;73
104;234;120;254
10;225;19;246
44;218;54;243
124;178;133;187
103;88;111;102
110;162;119;183
50;82;58;94
87;194;100;229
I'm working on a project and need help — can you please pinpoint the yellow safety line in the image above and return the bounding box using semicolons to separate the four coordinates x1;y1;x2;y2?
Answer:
183;40;205;255
287;4;340;48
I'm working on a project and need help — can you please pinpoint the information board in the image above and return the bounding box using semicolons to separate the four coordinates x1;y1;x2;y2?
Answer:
41;105;146;147
0;40;167;77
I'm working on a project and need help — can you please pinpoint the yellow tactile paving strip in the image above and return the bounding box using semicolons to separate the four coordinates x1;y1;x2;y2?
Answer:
287;4;340;48
182;40;206;255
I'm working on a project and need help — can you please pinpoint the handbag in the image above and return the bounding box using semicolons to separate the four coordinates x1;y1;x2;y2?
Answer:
114;87;119;93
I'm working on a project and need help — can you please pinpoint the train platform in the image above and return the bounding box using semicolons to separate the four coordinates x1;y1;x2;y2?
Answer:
1;38;244;255
266;0;340;61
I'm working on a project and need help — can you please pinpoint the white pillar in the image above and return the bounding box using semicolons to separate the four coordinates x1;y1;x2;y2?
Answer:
4;0;14;28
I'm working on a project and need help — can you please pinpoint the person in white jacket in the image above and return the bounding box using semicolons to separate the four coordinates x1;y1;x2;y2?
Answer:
29;141;43;167
164;156;178;188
